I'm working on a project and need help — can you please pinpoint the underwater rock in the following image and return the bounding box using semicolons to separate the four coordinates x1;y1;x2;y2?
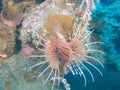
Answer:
1;0;37;28
1;0;23;28
0;20;15;60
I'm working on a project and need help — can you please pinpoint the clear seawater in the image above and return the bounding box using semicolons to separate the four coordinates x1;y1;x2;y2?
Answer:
65;64;120;90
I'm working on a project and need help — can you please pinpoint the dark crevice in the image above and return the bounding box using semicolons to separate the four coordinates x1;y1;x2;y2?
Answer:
14;39;22;54
14;21;23;54
0;0;3;13
35;0;45;4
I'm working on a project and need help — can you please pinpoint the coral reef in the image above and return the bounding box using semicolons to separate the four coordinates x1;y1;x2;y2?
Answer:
0;0;38;60
45;14;75;41
1;0;37;28
23;45;35;56
20;1;76;89
0;19;15;61
0;0;51;90
20;0;75;47
20;0;104;89
0;0;106;90
1;0;23;28
0;0;120;89
90;0;120;70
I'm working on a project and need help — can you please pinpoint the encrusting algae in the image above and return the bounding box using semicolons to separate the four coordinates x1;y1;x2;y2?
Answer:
1;0;35;28
1;0;23;28
0;20;15;61
0;0;35;61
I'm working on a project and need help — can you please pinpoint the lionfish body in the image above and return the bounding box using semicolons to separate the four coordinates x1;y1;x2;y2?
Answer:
45;33;73;71
29;13;104;90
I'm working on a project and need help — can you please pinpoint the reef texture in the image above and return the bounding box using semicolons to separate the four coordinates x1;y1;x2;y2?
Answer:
20;0;102;90
90;0;120;70
0;0;106;90
0;0;51;90
0;16;16;61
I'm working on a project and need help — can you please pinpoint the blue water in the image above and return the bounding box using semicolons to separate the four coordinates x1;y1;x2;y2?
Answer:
65;64;120;90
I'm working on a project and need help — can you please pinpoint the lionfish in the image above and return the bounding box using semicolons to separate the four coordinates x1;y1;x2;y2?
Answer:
28;13;104;90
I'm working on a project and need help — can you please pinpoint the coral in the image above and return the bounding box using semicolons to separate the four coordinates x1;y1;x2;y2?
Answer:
45;14;75;41
101;25;120;70
20;1;76;89
91;0;120;70
23;45;35;56
0;0;35;28
2;0;21;20
92;0;120;29
52;0;66;8
75;0;96;20
20;0;74;47
0;20;15;60
1;0;23;28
